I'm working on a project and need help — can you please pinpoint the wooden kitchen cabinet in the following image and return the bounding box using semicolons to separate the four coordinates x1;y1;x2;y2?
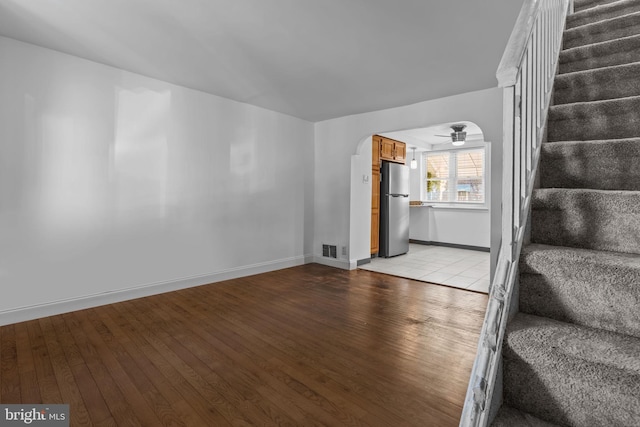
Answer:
371;136;382;255
371;135;405;255
371;168;380;254
377;135;406;164
372;135;381;165
393;141;406;163
371;209;379;253
380;138;395;160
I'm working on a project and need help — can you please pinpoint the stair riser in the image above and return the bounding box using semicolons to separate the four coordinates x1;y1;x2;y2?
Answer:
540;141;640;190
563;14;640;49
531;210;640;253
492;406;560;427
554;63;640;104
567;2;640;29
503;352;640;426
531;191;640;254
559;36;640;74
519;270;640;338
547;98;640;142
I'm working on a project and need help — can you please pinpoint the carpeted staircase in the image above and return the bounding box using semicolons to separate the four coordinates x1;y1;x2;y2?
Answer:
492;0;640;425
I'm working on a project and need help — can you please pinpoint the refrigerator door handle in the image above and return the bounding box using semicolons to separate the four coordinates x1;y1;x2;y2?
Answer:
388;193;409;197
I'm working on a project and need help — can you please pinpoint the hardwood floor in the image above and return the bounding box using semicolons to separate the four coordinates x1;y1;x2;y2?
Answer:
0;264;488;426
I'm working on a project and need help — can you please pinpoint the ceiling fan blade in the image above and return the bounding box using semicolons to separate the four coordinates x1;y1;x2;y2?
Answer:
434;134;451;137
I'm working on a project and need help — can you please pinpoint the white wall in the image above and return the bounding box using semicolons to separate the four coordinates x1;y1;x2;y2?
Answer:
409;208;490;248
408;146;490;248
409;161;423;200
316;88;503;274
349;136;372;264
0;37;315;324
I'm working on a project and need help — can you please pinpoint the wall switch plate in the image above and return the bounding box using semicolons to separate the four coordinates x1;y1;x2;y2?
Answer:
363;174;369;183
342;246;347;256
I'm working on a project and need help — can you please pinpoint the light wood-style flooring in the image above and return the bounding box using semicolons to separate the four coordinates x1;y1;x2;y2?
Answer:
0;264;488;426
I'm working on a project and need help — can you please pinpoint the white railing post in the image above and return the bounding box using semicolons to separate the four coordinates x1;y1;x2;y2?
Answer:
458;1;573;426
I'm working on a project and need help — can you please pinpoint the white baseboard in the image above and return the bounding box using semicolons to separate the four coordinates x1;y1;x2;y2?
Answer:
312;255;354;270
0;254;313;326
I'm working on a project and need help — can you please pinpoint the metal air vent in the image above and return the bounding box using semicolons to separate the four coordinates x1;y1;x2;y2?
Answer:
322;244;337;258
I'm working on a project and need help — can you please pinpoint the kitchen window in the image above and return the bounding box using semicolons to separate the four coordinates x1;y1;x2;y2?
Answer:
424;148;485;204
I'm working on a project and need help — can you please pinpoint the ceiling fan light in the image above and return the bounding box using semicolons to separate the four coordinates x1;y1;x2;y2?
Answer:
447;124;467;146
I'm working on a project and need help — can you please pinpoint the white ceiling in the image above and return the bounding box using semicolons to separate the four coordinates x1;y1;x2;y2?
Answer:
381;121;484;151
0;0;522;122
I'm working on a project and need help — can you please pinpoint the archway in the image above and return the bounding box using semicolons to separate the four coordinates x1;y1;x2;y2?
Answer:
349;120;493;291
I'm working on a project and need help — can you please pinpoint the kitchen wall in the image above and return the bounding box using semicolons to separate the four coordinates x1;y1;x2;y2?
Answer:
318;88;503;274
408;148;490;248
409;208;490;248
0;37;315;324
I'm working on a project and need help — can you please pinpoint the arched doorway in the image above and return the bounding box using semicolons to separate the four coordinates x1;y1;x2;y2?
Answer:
350;121;492;293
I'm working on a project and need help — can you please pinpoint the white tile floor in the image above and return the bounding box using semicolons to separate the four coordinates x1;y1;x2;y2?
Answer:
359;243;491;293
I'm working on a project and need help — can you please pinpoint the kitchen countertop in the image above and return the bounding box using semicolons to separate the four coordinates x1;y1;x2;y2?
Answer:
409;202;488;211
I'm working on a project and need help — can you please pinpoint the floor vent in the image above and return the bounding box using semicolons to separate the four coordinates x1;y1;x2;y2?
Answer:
322;244;337;258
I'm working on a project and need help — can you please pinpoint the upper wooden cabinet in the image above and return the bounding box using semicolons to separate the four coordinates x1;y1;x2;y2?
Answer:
380;138;394;161
375;135;406;164
393;142;406;163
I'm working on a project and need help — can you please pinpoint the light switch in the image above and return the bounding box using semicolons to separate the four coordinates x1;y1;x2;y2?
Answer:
363;174;369;183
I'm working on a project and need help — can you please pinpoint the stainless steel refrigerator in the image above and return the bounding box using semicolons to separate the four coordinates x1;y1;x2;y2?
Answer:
379;161;410;257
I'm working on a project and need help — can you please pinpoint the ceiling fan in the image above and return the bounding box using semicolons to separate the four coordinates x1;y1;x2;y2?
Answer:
435;124;467;146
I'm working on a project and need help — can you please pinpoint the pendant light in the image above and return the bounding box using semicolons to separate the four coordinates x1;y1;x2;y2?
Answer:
410;147;417;169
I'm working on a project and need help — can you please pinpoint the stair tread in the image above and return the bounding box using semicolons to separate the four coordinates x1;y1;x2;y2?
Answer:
492;405;560;427
574;0;628;12
533;187;640;214
549;92;640;112
555;59;640;81
523;242;640;265
503;313;640;425
542;135;640;146
567;0;640;29
534;186;640;197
